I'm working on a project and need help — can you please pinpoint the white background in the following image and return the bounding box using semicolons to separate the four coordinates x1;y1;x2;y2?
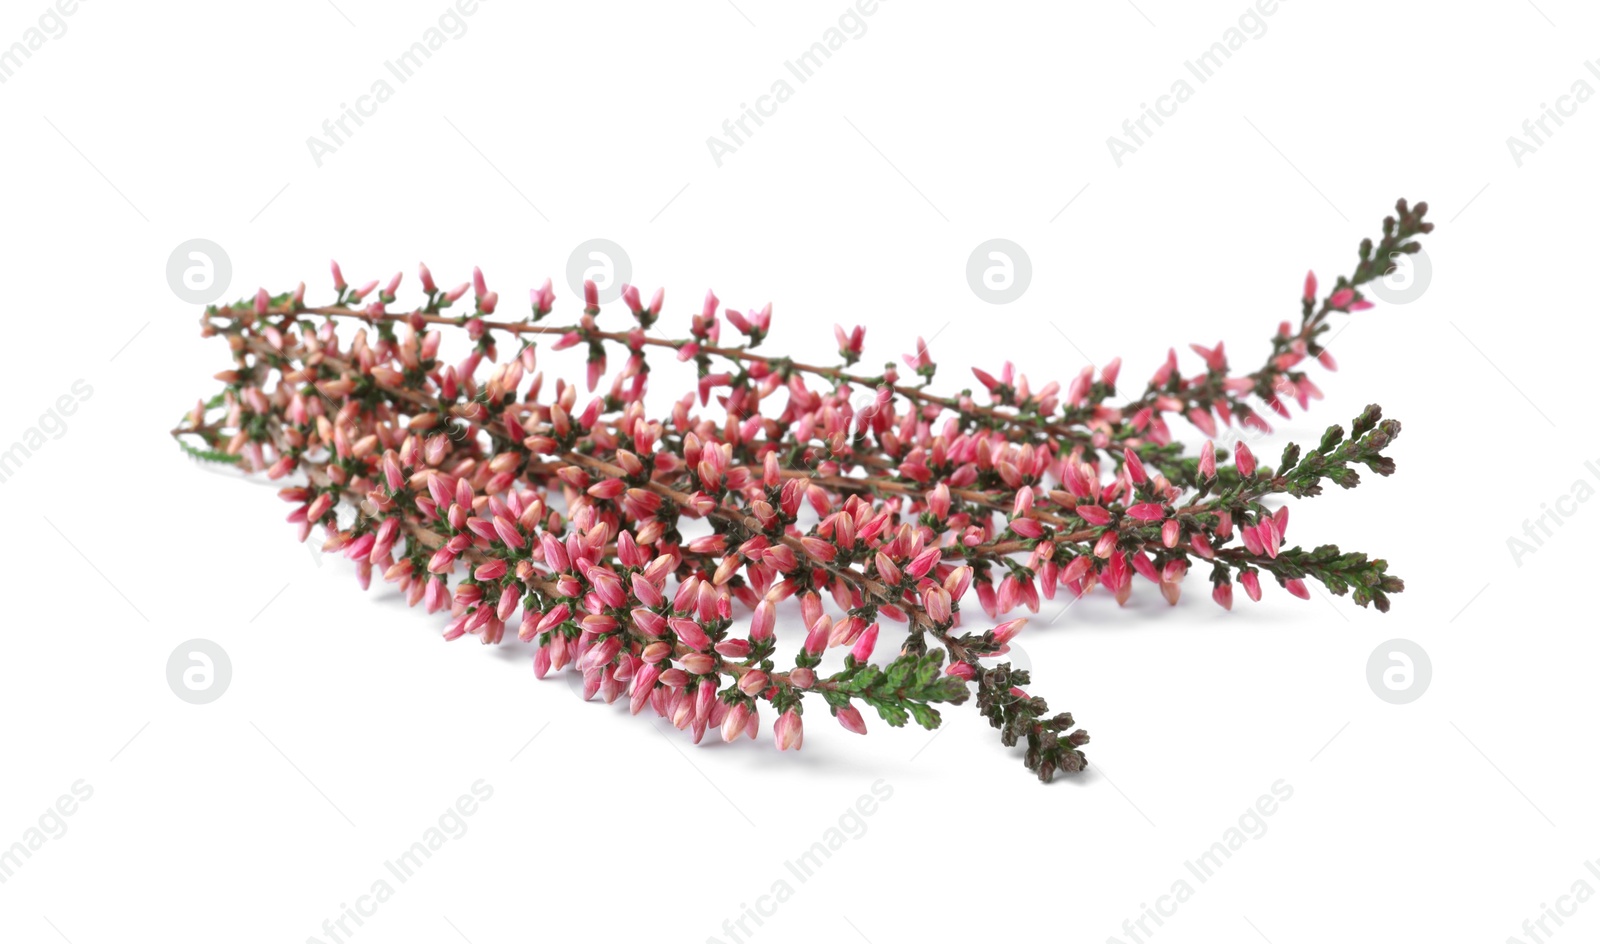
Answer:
1;2;1596;942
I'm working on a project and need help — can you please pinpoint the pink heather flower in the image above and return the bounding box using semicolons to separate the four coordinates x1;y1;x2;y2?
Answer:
1329;288;1356;309
849;623;879;662
775;710;804;751
1150;348;1178;386
584;279;600;311
747;304;773;334
903;338;933;371
1303;270;1316;302
670;617;710;651
648;287;665;317
804;616;831;655
479;291;499;314
629;664;662;714
631;608;667;637
1076;505;1112;527
1130;552;1160;583
1285;578;1310;600
419;263;437;294
715;639;751;660
580;636;623;671
697;371;731;406
750;600;776;641
531;278;556;314
620;284;642;313
1189;341;1226;372
1212;582;1234;610
836;705;868;735
722;702;752;741
1012;518;1045;538
1123;446;1148;485
379;454;406;492
1126;503;1166;522
834;324;865;360
1199;440;1216;478
384;271;403;298
1240;570;1263;602
905;547;940;580
992;618;1026;645
1066;368;1092;406
1101;356;1122;388
444;283;470;303
1260;518;1282;558
330;259;346;290
254;288;269;316
590;570;627;609
492;515;525;549
738;670;768;697
1234;441;1257;477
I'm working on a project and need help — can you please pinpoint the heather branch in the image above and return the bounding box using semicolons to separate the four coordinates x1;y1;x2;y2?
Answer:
173;201;1427;784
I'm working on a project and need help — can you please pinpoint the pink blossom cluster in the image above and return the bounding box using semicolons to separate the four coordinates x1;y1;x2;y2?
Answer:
177;201;1429;781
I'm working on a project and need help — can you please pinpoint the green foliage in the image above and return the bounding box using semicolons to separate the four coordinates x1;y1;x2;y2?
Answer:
821;651;968;730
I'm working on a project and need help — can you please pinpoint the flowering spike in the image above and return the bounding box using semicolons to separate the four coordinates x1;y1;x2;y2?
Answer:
175;200;1427;785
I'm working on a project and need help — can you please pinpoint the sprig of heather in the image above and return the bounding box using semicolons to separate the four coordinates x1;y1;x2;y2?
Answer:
173;200;1429;784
